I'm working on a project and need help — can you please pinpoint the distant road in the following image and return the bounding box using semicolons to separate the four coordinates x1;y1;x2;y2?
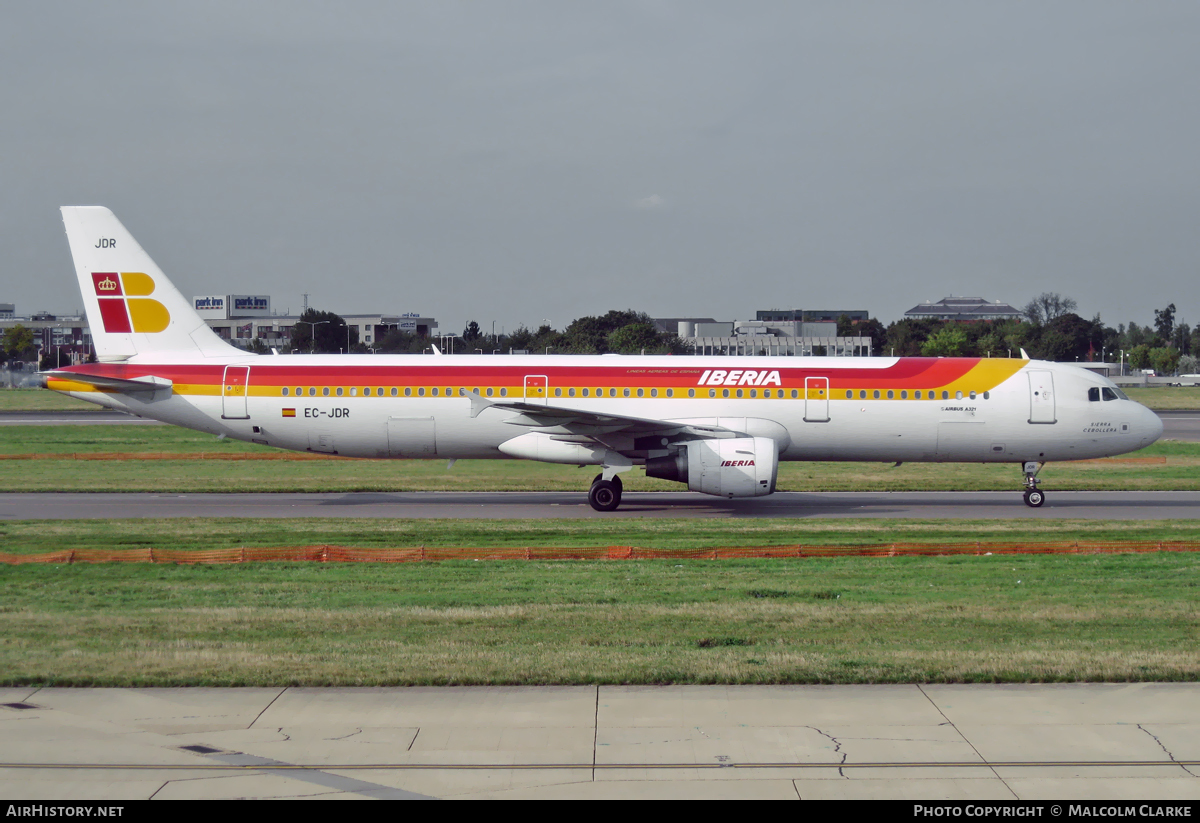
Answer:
2;490;1199;520
1;410;1196;439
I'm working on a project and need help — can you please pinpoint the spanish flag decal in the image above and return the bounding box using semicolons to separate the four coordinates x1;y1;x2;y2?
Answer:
282;408;296;418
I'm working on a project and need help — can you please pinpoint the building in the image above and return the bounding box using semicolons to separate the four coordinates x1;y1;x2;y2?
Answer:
0;294;437;361
904;296;1022;322
755;309;870;323
656;312;873;357
191;295;436;349
0;306;92;366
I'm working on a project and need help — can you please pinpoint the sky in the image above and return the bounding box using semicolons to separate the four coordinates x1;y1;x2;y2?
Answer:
3;1;1199;335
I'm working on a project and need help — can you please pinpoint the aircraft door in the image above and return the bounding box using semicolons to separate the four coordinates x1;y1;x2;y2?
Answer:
1027;370;1056;424
524;374;548;406
221;366;250;419
804;376;830;422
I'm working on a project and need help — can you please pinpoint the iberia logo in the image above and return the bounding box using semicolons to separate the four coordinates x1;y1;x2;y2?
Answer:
91;272;170;333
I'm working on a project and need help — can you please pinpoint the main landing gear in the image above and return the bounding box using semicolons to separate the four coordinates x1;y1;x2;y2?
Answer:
588;473;623;512
1022;461;1045;508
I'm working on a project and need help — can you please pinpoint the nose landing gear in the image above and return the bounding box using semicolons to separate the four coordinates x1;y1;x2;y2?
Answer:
1022;461;1045;508
588;473;623;512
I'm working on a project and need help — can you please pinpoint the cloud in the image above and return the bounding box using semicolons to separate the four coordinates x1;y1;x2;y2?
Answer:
632;194;667;210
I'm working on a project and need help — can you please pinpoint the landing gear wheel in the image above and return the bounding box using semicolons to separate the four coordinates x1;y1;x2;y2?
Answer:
591;473;622;506
1023;489;1045;508
588;479;622;512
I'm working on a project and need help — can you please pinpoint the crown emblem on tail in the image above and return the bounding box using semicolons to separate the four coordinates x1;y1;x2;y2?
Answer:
96;276;118;292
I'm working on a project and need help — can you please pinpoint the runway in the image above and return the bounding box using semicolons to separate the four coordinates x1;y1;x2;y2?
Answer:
2;684;1198;800
2;490;1200;520
0;410;162;425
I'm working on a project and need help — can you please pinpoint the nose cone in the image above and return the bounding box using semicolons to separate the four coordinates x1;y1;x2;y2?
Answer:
1140;405;1164;447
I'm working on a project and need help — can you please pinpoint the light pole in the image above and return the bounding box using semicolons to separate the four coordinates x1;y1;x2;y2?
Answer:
297;320;329;353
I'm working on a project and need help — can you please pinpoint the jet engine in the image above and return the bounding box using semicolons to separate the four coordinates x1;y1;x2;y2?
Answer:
645;436;778;498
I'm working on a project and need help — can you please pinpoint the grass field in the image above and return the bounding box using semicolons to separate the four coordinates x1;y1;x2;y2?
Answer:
2;536;1196;685
0;423;1195;492
1124;386;1200;409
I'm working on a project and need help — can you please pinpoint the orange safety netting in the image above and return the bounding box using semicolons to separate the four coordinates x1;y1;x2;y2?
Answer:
2;541;1199;565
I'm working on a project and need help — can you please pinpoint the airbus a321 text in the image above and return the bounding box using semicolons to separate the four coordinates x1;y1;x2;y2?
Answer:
43;207;1163;511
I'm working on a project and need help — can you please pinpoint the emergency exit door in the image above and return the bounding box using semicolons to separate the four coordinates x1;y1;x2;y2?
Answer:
1027;370;1056;424
804;376;830;422
524;374;548;405
221;366;250;419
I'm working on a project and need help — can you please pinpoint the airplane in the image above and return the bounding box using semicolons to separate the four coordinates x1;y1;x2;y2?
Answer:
42;206;1164;511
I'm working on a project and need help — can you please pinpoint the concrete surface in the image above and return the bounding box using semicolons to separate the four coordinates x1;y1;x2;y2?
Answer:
3;489;1200;520
2;685;1197;800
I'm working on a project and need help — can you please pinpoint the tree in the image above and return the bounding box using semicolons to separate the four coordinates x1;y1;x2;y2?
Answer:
1023;293;1077;325
462;321;483;343
1154;304;1176;343
1148;347;1180;376
1177;354;1199;375
920;325;968;357
1128;344;1152;371
607;322;675;354
3;324;37;361
291;308;355;353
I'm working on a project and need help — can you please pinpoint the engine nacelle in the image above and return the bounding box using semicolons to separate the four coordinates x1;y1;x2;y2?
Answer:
646;436;778;498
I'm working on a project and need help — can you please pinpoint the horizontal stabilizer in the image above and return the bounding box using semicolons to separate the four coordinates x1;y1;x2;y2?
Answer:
42;371;173;396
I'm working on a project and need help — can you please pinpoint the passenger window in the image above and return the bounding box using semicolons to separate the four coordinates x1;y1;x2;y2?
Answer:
349;388;357;397
983;392;990;400
582;388;589;397
1102;387;1119;401
391;388;397;396
955;391;963;400
569;388;576;397
942;391;949;400
486;387;493;397
609;389;616;397
887;390;894;399
722;389;730;398
336;387;344;396
901;391;907;399
687;389;695;398
791;390;798;398
500;388;507;397
309;387;316;396
432;388;438;396
651;388;658;397
322;387;330;397
709;389;716;398
636;388;643;397
404;388;412;397
554;388;562;397
969;391;976;400
846;390;853;399
623;388;631;397
859;390;866;399
749;389;756;398
282;387;289;396
736;389;743;398
873;390;880;399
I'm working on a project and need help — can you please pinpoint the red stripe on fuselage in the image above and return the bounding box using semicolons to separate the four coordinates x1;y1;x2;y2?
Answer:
57;358;985;389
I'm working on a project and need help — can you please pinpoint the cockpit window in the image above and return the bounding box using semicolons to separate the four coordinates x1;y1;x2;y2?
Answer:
1102;387;1119;401
1088;387;1100;402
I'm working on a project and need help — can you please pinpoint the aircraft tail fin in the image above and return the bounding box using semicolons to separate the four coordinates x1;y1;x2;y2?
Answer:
60;206;242;362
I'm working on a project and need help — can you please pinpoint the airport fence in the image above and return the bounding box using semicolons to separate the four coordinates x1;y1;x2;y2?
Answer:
3;541;1200;564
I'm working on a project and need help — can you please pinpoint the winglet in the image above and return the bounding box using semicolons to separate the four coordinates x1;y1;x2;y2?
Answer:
1020;348;1030;360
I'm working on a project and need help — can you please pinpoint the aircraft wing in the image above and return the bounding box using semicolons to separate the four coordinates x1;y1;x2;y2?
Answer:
41;371;174;396
469;394;737;441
